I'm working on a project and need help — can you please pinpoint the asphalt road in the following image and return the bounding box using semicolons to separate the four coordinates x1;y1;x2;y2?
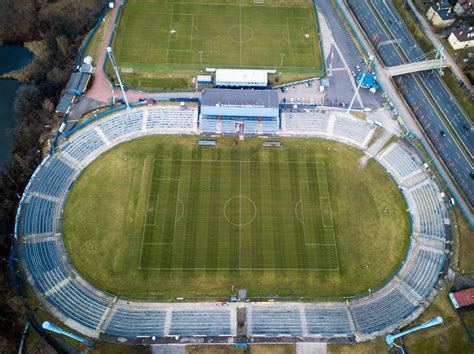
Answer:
317;0;384;109
347;0;474;207
371;0;473;156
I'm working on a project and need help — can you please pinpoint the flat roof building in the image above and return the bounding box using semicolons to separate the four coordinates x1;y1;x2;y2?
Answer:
449;288;474;309
55;93;75;116
65;71;92;96
215;69;268;88
448;27;474;50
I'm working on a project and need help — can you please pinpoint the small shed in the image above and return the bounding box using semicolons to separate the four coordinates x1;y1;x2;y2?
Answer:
197;75;212;85
449;288;474;309
238;289;247;301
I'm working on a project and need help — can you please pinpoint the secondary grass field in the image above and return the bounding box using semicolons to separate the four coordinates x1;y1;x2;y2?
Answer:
63;137;409;297
112;0;323;88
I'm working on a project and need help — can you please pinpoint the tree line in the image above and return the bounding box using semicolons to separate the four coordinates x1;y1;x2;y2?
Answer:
0;0;107;351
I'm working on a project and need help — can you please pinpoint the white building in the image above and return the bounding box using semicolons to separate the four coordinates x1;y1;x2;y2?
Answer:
215;69;268;88
448;27;474;50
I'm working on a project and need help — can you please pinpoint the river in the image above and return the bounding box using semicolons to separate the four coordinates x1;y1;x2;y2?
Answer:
0;44;34;169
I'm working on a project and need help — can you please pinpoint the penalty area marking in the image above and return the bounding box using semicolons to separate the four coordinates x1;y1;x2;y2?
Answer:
138;159;181;269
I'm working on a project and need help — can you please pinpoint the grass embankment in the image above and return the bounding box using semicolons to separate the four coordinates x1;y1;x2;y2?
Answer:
63;136;409;298
329;287;473;353
454;206;474;274
187;344;295;354
441;70;474;124
403;287;472;353
82;11;112;66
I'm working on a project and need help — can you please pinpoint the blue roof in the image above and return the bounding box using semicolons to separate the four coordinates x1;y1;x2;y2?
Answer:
201;106;279;118
357;73;375;85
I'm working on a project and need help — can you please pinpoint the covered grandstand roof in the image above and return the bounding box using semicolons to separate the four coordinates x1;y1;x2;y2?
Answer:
201;89;278;108
215;69;268;87
201;106;279;118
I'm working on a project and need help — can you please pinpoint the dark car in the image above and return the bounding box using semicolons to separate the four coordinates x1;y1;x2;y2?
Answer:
470;171;474;179
440;130;446;137
463;124;471;131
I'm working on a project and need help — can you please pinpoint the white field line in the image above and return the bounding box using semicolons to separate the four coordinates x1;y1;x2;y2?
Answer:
138;159;155;269
319;162;339;269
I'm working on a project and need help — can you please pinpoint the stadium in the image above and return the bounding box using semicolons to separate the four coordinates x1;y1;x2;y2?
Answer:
12;0;466;351
16;100;449;344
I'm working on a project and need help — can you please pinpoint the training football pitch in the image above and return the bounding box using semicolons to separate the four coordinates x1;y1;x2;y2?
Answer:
63;137;409;298
112;0;323;88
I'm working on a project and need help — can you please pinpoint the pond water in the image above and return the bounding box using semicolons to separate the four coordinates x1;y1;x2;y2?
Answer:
0;44;34;169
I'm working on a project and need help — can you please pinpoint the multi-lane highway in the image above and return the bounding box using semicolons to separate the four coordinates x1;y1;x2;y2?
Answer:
346;0;474;207
371;0;473;154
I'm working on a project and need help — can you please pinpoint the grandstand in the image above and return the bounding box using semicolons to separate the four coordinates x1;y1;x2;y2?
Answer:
200;89;279;135
16;105;448;342
282;110;377;149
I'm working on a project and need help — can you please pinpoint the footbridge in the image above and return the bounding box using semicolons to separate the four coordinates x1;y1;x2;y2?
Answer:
387;59;449;76
386;45;449;76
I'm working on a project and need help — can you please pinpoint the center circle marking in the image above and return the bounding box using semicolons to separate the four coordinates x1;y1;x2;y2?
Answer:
228;25;254;43
223;196;257;227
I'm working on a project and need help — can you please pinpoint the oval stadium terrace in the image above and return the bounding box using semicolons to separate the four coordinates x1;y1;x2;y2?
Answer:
15;103;450;343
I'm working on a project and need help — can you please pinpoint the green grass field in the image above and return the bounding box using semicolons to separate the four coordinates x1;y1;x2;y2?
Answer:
63;137;409;297
112;0;323;88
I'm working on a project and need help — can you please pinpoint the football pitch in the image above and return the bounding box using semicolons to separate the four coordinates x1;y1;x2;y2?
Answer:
139;158;338;271
63;137;409;297
112;0;323;87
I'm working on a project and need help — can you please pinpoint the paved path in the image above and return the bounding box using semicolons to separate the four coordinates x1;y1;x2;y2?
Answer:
84;1;119;103
151;344;186;354
297;343;327;354
405;0;473;94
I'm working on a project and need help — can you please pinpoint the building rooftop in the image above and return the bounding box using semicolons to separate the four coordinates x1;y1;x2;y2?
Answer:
66;71;91;95
457;0;473;11
431;1;456;20
55;93;75;114
215;69;268;86
451;26;474;41
449;288;474;309
201;88;278;108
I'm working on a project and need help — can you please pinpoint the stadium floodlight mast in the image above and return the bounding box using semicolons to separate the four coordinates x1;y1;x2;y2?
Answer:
347;54;374;114
106;46;131;110
385;316;443;353
42;321;94;349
